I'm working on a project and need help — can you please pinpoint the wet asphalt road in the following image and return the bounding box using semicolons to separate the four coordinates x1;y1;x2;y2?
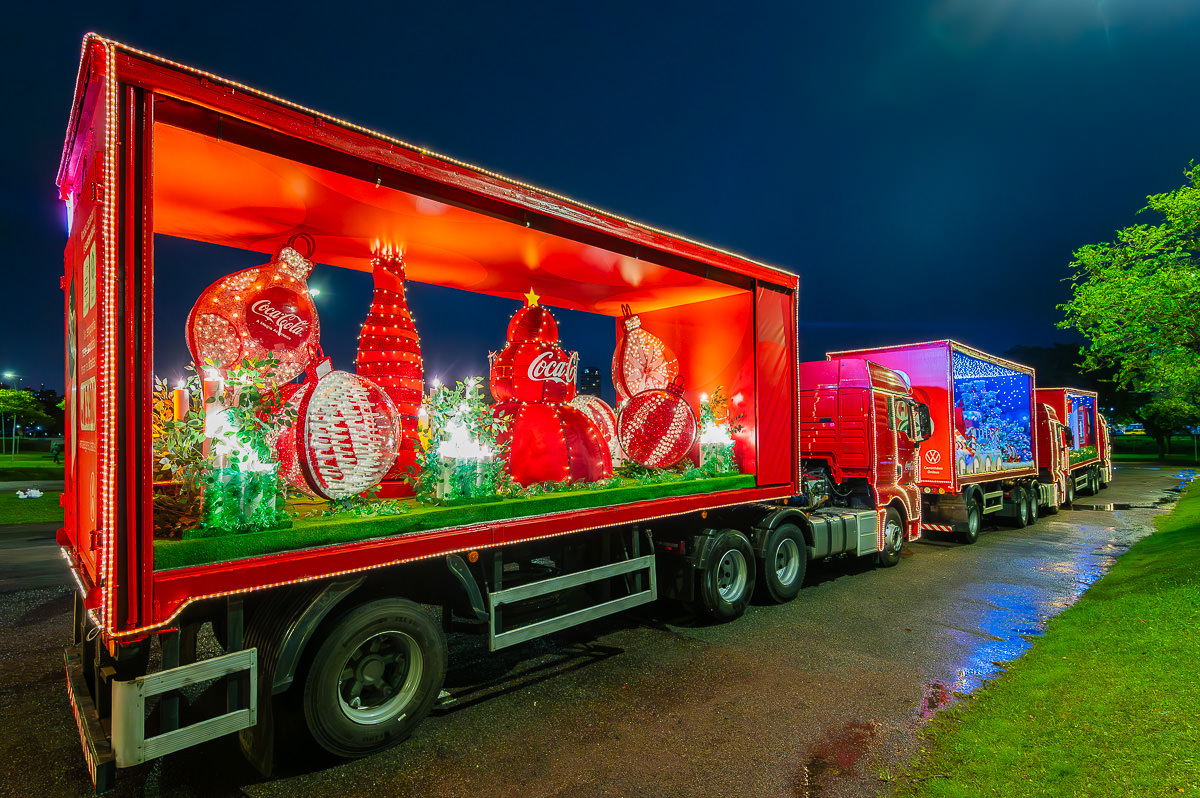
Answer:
0;464;1192;798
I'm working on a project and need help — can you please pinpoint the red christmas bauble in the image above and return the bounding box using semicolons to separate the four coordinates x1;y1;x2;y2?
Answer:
569;395;618;454
617;376;698;468
612;304;679;403
495;402;612;485
186;236;321;384
271;359;400;499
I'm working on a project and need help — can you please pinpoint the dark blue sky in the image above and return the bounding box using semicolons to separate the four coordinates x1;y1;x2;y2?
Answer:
5;1;1200;391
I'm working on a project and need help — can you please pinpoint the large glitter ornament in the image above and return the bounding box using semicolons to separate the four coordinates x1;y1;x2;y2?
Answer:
569;394;619;459
355;252;424;487
186;234;321;384
271;358;401;500
617;376;699;468
491;289;611;485
612;303;679;404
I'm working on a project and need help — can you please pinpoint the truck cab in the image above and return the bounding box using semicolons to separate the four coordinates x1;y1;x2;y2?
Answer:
798;358;930;550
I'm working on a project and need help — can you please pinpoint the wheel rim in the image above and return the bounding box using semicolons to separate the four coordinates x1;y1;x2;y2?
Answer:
336;631;423;724
969;507;980;535
884;518;903;555
716;548;748;601
1018;492;1028;524
773;537;802;585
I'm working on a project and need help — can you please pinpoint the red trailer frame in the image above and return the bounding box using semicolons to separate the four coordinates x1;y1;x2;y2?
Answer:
57;36;800;648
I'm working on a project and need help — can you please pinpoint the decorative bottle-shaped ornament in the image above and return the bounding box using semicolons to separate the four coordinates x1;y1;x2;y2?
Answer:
491;289;611;485
355;253;424;488
185;234;321;384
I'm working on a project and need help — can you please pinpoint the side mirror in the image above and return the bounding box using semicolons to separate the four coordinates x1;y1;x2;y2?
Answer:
914;403;933;443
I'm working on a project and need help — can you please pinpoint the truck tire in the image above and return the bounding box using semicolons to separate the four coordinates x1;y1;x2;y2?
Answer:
876;508;904;567
302;598;446;758
755;523;807;603
1027;485;1040;520
698;529;756;622
960;498;982;544
1012;487;1030;528
1064;478;1075;507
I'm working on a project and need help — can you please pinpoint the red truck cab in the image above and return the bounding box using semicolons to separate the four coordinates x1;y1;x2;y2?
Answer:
798;358;930;554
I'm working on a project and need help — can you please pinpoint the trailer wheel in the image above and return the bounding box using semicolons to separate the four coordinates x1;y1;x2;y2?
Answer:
1064;478;1075;507
961;498;982;544
1027;485;1040;520
302;598;446;758
876;508;904;567
755;523;807;603
1012;487;1030;528
698;529;756;621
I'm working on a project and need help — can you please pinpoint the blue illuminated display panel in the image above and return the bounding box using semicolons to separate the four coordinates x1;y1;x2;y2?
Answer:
950;351;1034;476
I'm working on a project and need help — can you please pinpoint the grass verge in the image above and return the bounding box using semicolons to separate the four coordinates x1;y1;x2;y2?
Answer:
0;452;65;481
0;491;64;525
893;479;1200;796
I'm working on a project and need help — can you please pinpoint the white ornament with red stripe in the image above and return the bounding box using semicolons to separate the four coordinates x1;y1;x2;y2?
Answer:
272;358;401;500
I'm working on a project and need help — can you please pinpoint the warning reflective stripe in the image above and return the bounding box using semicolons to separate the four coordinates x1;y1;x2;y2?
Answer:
921;523;955;532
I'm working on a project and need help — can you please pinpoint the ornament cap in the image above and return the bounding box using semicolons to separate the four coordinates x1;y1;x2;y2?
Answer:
667;375;686;396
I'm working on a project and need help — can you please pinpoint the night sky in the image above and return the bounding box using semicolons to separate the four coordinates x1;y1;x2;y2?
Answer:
6;1;1200;392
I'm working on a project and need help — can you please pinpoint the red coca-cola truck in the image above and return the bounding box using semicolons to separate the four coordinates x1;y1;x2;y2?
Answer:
1035;388;1111;502
56;36;920;791
828;340;1043;543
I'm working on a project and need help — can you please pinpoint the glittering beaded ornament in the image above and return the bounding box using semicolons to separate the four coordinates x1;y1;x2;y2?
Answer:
271;358;400;500
569;394;619;458
185;235;321;384
612;303;679;403
491;290;612;485
355;253;424;486
617;376;698;468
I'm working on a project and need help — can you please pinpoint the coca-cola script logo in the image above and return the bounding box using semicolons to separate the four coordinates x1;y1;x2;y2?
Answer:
246;286;312;348
527;350;578;385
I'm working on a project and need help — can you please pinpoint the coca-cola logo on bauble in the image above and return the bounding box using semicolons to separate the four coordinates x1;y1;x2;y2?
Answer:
246;286;312;348
527;351;577;385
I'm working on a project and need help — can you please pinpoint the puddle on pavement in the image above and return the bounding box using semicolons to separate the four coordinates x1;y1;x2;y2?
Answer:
795;721;877;797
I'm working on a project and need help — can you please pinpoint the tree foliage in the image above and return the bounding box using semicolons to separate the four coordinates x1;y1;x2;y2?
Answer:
1060;162;1200;410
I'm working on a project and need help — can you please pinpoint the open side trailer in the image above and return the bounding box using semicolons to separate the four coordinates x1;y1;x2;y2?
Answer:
56;37;918;790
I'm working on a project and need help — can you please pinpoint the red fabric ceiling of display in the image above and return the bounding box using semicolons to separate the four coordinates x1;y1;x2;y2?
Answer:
152;124;745;316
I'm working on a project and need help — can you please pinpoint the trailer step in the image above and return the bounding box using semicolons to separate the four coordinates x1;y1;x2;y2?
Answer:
487;554;656;651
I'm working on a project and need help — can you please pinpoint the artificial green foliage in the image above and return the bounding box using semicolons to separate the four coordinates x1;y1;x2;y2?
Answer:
202;466;290;533
408;377;512;504
1068;445;1098;465
1060;161;1200;411
698;385;744;434
153;473;756;569
153;357;296;535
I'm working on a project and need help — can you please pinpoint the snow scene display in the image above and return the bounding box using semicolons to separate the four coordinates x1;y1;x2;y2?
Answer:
951;351;1034;476
489;290;612;485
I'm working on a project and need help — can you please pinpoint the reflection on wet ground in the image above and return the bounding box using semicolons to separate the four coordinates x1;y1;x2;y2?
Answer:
933;468;1197;707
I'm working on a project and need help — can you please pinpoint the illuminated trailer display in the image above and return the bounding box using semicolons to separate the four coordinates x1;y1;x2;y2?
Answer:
54;36;912;791
1035;387;1110;502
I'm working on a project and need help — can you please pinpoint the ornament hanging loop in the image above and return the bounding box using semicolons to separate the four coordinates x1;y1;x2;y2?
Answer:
285;232;316;259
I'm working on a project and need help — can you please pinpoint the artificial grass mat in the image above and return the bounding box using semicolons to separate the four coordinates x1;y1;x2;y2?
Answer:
894;477;1200;797
153;474;755;570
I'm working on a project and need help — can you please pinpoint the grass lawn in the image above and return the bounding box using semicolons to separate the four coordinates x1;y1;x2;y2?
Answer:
892;479;1200;796
1111;434;1200;466
0;490;63;525
0;452;65;481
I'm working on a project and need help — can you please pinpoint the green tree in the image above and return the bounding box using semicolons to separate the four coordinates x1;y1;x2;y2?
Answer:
1060;161;1200;456
0;389;53;458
